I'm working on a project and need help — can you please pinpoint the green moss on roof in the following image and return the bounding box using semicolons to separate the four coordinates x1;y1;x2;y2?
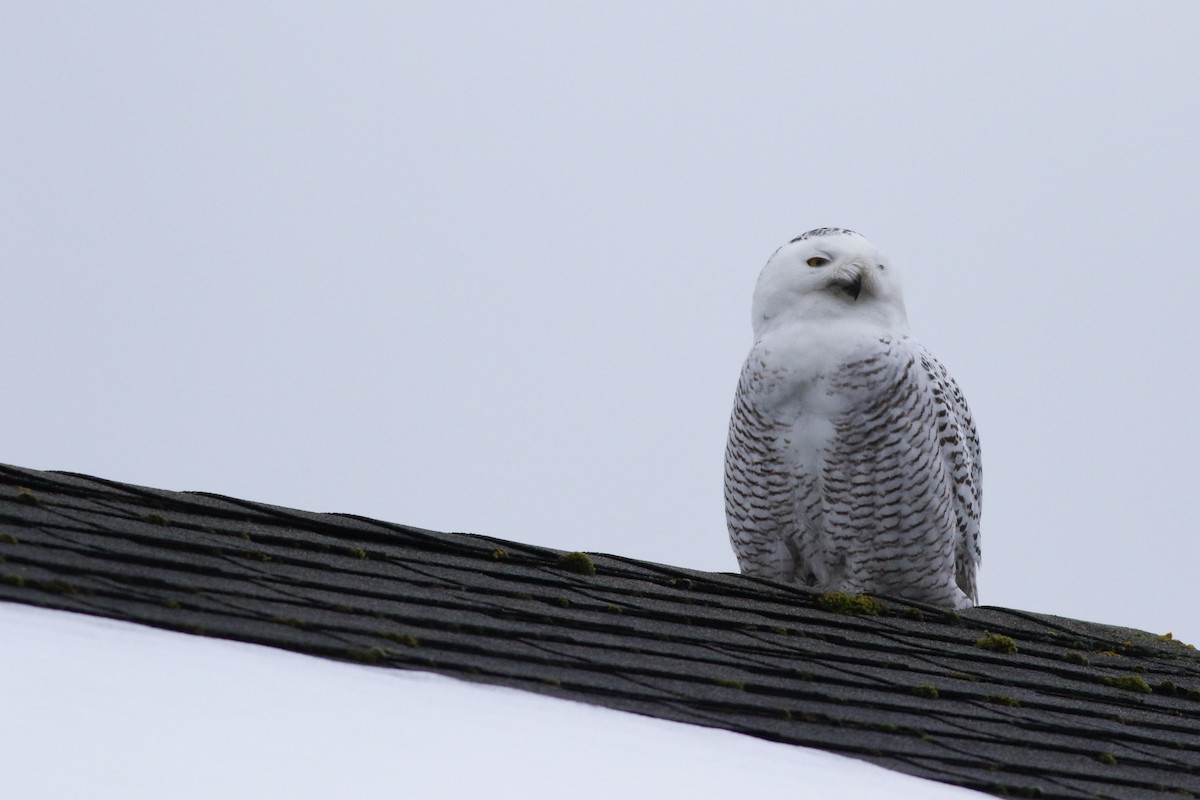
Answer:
346;646;389;664
1100;675;1152;694
1153;681;1200;701
817;592;882;616
557;551;596;576
975;632;1018;654
37;579;81;595
382;632;420;647
273;616;309;629
1157;631;1197;651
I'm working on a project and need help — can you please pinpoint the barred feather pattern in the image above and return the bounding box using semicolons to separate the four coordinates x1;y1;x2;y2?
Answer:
725;333;981;608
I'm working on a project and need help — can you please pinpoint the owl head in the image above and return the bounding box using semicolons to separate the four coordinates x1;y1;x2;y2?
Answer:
751;228;909;339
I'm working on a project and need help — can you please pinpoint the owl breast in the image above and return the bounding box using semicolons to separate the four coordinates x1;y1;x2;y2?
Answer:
725;330;978;609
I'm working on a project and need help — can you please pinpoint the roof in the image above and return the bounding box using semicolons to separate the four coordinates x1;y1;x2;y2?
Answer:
1;462;1198;799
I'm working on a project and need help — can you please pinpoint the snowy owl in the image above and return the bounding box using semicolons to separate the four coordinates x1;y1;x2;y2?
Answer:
724;228;981;609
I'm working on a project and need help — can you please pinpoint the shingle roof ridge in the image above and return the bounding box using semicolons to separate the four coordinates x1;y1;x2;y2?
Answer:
1;462;1198;800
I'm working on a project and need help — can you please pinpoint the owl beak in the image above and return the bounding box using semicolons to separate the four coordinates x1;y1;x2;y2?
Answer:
835;270;864;301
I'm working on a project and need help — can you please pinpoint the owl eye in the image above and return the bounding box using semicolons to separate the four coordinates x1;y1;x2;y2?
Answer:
806;256;830;268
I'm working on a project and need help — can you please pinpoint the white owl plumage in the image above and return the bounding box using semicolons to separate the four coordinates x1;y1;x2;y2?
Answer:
724;228;981;609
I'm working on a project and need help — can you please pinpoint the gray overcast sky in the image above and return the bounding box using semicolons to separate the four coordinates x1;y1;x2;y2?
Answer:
4;2;1198;645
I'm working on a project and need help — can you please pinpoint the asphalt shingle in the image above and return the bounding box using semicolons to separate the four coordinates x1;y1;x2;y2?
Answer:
1;462;1198;799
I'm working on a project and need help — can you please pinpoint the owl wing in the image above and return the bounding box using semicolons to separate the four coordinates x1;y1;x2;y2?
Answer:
915;343;982;604
819;335;981;606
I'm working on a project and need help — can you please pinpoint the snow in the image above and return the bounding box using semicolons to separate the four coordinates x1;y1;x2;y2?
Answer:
1;602;979;799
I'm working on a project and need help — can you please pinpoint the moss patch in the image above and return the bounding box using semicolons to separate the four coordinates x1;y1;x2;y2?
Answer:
491;547;510;562
911;684;940;699
557;551;596;576
985;694;1021;707
975;632;1018;654
1155;681;1200;702
15;488;43;507
0;532;18;545
345;646;389;664
1064;651;1090;666
1157;631;1197;651
382;631;420;647
1100;674;1152;694
713;678;746;691
144;513;170;527
1097;752;1117;766
817;592;882;616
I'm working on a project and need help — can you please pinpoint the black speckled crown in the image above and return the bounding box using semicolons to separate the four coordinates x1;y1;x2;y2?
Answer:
790;227;860;243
